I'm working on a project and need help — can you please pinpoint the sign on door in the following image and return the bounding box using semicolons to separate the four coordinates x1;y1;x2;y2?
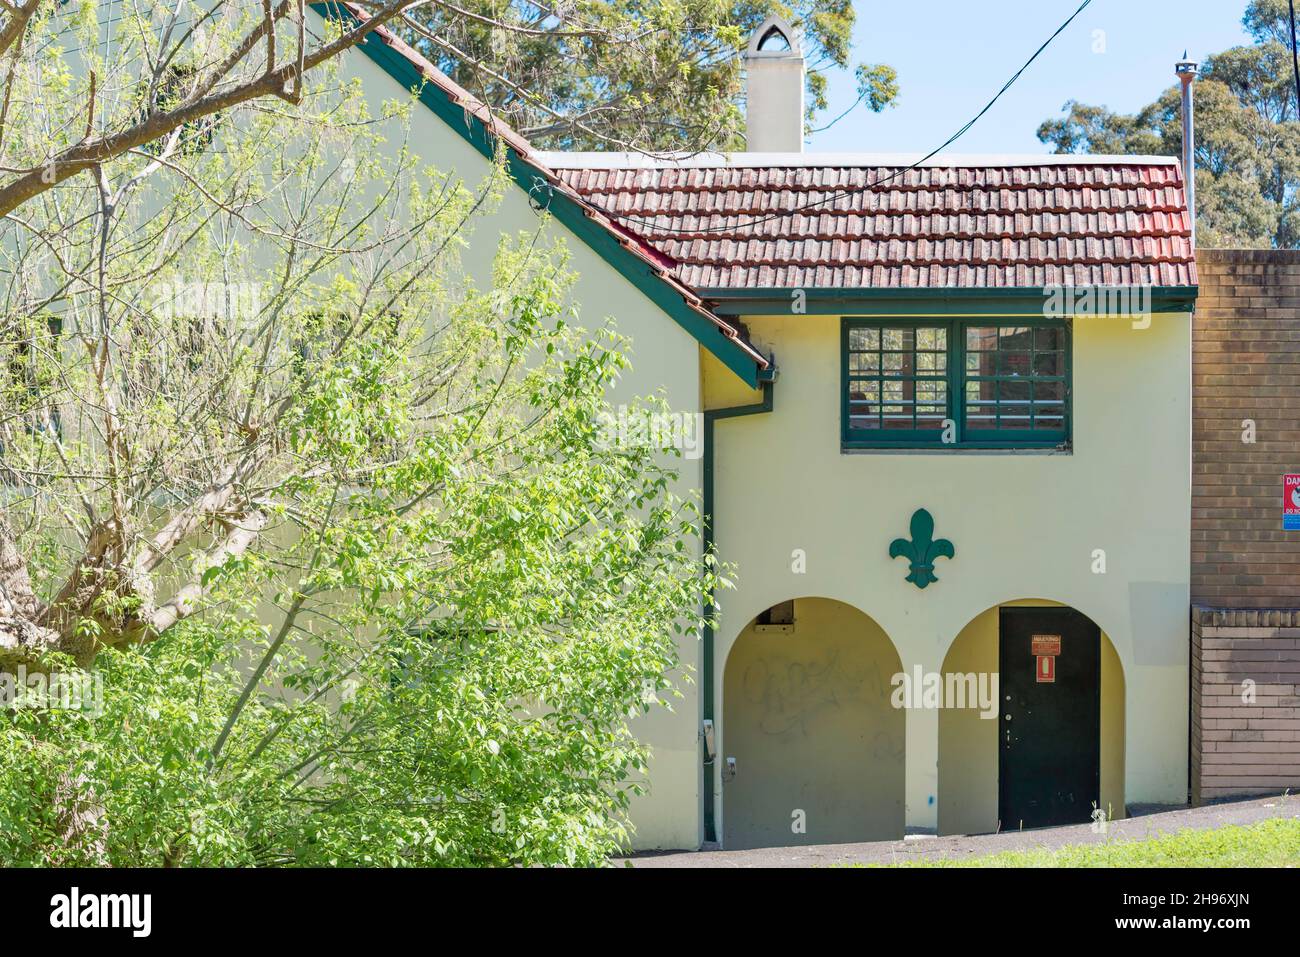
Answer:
1032;634;1061;684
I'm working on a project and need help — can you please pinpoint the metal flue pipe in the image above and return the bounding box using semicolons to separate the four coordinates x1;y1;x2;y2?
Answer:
1176;53;1199;247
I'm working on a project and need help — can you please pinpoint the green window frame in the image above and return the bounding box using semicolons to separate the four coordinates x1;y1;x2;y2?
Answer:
842;318;1071;450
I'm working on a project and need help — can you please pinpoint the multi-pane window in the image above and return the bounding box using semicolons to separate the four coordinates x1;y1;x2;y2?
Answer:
843;319;1070;449
846;326;948;437
963;325;1067;437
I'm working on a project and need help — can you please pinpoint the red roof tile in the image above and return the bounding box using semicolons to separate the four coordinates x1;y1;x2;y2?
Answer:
544;158;1198;290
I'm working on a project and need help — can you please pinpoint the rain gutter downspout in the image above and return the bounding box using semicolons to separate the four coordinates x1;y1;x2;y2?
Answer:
701;374;775;846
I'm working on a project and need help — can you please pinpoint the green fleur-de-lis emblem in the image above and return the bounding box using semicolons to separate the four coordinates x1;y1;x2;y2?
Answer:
889;508;954;589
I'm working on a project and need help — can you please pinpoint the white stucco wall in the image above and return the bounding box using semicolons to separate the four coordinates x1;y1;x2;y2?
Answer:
58;8;1197;855
709;310;1191;841
332;38;706;850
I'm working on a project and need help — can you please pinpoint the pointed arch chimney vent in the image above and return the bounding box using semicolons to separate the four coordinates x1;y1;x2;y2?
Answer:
756;25;792;52
744;15;805;152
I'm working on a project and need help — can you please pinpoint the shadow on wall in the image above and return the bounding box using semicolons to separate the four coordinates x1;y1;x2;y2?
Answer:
721;597;905;850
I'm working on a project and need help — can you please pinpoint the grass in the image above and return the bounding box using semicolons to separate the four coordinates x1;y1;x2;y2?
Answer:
882;816;1300;867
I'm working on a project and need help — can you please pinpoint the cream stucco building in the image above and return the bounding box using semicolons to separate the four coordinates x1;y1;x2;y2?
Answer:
321;6;1198;850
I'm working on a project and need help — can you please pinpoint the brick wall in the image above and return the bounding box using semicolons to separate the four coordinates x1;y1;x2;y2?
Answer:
1193;249;1300;607
1191;607;1300;803
1190;250;1300;803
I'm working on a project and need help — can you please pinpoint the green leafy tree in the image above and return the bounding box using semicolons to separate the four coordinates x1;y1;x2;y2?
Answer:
0;5;718;865
0;2;893;220
1037;0;1300;247
401;0;898;151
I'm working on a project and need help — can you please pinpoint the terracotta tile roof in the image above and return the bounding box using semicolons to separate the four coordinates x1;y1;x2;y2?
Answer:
542;156;1198;290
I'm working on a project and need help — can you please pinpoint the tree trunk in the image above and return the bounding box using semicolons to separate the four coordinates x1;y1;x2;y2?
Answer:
0;516;61;667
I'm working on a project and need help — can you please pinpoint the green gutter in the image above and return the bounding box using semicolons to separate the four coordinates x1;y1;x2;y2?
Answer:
700;286;1200;318
311;4;764;387
700;377;774;845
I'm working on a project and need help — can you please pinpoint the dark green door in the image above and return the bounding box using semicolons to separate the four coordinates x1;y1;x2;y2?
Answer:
998;607;1100;830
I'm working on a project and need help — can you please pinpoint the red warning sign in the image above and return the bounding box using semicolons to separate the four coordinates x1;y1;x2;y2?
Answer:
1286;474;1300;531
1031;634;1060;683
1036;655;1056;683
1031;634;1062;656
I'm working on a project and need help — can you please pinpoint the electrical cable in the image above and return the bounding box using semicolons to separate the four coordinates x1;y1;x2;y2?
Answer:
1288;0;1300;121
579;0;1095;238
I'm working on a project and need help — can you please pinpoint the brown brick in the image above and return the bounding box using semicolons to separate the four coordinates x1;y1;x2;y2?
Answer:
1193;252;1300;606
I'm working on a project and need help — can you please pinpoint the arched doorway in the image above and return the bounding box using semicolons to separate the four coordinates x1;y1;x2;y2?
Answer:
937;599;1126;835
721;597;905;849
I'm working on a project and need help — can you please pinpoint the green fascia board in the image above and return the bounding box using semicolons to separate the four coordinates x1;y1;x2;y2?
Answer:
702;286;1199;318
314;4;763;387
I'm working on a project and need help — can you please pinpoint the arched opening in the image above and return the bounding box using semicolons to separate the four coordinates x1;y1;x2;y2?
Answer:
756;26;792;52
721;597;904;849
746;14;801;58
937;599;1126;835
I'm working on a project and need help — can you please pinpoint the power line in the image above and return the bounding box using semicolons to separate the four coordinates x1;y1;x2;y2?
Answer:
1289;0;1300;122
581;0;1095;238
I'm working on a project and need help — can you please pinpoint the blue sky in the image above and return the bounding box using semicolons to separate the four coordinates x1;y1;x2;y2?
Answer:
806;0;1255;154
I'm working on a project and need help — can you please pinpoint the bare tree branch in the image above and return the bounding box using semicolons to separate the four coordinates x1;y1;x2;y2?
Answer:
0;1;427;218
148;508;268;635
0;0;40;62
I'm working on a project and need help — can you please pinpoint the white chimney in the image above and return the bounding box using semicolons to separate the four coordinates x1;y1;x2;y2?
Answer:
744;16;804;153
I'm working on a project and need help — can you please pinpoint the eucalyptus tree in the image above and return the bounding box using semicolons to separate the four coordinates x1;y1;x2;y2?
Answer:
401;0;898;151
1037;0;1300;248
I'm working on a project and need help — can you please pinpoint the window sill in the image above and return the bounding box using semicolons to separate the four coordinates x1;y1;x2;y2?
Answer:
841;445;1072;456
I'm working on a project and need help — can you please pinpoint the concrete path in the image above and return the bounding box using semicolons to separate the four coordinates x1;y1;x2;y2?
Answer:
624;793;1299;867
